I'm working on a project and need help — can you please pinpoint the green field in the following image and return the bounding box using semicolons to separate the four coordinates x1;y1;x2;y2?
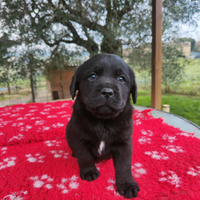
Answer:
133;59;200;126
179;59;200;96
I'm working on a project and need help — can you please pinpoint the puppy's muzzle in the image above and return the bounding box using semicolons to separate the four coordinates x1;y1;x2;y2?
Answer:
101;88;114;99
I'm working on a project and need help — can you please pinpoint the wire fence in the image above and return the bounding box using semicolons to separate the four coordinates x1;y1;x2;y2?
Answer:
0;75;52;107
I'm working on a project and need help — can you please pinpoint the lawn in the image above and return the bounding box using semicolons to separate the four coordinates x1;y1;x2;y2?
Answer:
179;59;200;96
133;90;200;127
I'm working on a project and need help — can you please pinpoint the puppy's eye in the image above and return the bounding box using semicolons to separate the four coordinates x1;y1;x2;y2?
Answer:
88;73;97;81
117;76;125;83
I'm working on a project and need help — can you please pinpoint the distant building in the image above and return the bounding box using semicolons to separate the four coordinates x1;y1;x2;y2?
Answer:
46;64;77;100
179;42;191;59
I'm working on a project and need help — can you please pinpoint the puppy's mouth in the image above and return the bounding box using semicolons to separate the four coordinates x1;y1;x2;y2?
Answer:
90;105;122;119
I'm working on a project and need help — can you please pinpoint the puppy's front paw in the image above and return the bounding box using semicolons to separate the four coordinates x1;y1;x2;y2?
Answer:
80;167;100;181
117;181;140;199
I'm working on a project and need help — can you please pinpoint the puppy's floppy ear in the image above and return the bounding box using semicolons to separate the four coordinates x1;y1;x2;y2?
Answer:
70;67;80;100
129;68;137;104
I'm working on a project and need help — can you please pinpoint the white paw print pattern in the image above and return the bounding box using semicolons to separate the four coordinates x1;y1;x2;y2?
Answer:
132;163;147;177
134;111;143;118
40;112;49;115
0;121;11;127
25;113;34;117
52;123;65;128
35;120;44;125
36;126;50;132
50;150;68;159
47;115;57;118
187;166;200;176
30;175;54;189
61;115;71;121
159;171;181;188
10;114;20;117
29;105;37;108
144;151;169;160
57;111;67;115
19;125;32;132
61;103;70;107
138;129;153;145
138;136;151;144
17;117;28;121
0;132;3;136
44;140;61;147
2;191;28;200
12;107;25;111
44;104;51;107
8;134;24;142
1;147;7;154
1;113;11;116
29;109;38;113
26;154;45;163
57;175;79;194
162;134;177;143
0;157;17;170
43;108;51;112
141;130;153;136
52;106;60;109
106;179;120;196
176;132;194;137
11;122;24;127
30;117;41;120
134;119;141;126
161;145;184;153
43;126;50;131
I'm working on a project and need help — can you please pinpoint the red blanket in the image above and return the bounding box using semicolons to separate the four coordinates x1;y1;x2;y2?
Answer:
0;101;200;200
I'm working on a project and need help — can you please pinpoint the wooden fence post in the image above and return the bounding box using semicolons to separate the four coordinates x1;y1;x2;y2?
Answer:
151;0;162;110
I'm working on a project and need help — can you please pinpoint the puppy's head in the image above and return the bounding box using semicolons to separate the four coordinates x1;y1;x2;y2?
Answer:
70;54;137;119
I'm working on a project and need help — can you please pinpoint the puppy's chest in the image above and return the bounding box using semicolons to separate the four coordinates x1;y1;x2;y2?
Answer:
97;140;105;155
91;140;111;158
90;124;119;158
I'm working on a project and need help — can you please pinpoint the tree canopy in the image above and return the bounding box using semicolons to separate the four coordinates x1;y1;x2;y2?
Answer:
1;0;199;57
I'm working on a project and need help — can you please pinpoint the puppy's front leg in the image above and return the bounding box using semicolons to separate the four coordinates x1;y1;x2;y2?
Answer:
112;139;140;199
73;144;100;181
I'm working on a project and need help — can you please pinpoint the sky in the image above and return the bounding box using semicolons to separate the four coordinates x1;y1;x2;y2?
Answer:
179;21;200;42
178;16;200;42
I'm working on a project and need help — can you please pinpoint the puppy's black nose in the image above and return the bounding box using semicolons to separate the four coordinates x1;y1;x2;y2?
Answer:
101;88;114;98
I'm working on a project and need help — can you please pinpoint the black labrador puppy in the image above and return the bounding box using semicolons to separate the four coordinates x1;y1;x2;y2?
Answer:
66;53;140;198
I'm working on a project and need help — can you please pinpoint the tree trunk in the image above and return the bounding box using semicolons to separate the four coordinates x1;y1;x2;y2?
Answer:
7;81;11;95
30;68;35;102
165;84;171;93
6;64;11;94
101;36;122;56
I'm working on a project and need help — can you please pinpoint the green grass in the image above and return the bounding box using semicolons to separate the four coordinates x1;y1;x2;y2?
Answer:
179;59;200;95
133;91;200;126
184;59;200;77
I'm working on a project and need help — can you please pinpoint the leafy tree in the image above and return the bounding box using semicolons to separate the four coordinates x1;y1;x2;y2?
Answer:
126;40;188;93
17;49;44;102
162;43;187;93
0;0;199;57
125;44;151;89
0;33;21;94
